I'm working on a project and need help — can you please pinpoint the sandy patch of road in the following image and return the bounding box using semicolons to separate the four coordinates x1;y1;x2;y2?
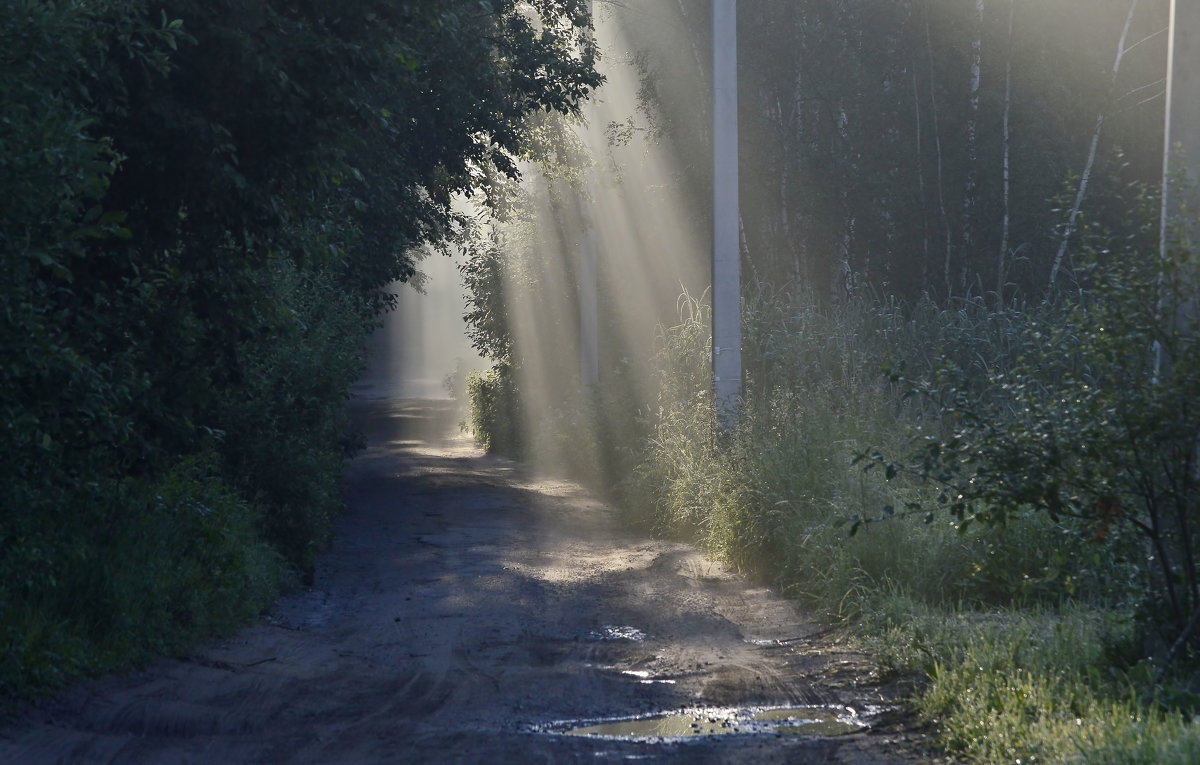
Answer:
0;399;933;763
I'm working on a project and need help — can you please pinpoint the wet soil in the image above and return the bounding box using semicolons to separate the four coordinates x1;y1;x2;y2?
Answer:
0;399;935;763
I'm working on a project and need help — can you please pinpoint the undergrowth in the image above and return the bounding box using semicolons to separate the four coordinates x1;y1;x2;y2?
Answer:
1;453;284;702
467;271;1200;762
870;600;1200;764
620;279;1200;762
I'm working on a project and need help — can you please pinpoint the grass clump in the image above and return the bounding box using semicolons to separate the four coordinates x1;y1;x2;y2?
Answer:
874;601;1200;764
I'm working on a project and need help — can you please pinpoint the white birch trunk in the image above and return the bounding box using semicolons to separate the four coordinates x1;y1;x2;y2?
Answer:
997;0;1014;305
959;0;985;291
913;69;930;286
1048;0;1140;288
579;0;598;390
1162;0;1200;252
781;64;802;273
675;0;707;89
835;99;853;298
925;14;954;298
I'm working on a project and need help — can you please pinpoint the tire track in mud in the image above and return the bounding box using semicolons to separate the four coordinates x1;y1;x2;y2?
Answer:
0;399;930;764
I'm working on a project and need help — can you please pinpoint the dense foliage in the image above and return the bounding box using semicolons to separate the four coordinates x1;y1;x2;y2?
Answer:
620;244;1200;761
1;0;599;700
864;233;1200;669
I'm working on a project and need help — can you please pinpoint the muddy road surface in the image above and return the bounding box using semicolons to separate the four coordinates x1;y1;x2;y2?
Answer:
1;399;930;763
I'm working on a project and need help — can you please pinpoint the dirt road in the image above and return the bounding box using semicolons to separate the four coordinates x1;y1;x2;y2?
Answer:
0;400;929;763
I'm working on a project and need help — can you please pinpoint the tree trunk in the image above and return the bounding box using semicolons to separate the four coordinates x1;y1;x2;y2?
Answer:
912;66;931;289
996;0;1014;306
925;12;953;300
1049;0;1140;289
675;0;707;88
959;0;985;294
1162;0;1200;252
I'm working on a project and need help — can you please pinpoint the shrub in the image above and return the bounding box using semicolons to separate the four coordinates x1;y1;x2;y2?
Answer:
466;363;525;457
865;242;1200;666
213;258;372;579
0;453;282;700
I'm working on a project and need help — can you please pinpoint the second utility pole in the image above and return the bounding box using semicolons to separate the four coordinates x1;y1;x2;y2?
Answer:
712;0;741;434
580;0;599;391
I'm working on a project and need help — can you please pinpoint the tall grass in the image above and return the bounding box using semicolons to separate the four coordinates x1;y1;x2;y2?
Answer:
633;289;1100;612
622;284;1200;762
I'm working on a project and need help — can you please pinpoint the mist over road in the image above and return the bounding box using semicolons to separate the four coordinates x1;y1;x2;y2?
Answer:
1;400;922;763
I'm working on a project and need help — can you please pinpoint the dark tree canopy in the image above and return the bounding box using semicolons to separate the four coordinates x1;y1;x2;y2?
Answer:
0;0;600;698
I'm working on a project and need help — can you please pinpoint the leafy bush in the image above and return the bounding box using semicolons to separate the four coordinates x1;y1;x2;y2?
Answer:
865;242;1200;666
466;364;525;457
2;0;602;701
623;274;1200;761
0;453;282;701
213;259;373;579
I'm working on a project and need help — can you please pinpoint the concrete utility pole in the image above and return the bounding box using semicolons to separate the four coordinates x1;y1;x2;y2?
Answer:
1156;0;1199;382
712;0;741;433
1162;0;1200;252
580;190;599;390
580;0;599;392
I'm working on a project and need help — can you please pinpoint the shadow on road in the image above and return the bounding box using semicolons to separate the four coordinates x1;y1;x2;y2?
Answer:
0;398;929;764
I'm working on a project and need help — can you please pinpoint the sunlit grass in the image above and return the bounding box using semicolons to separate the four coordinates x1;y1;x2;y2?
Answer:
464;229;1200;762
870;599;1200;764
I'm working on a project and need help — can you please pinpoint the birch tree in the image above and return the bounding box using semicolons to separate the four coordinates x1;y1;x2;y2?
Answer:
1048;0;1141;288
959;0;986;293
591;0;1169;304
997;0;1015;304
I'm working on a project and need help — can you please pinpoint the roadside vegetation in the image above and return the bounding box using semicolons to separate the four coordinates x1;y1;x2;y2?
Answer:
467;221;1200;762
460;3;1200;760
458;104;1200;765
638;240;1200;762
1;0;599;703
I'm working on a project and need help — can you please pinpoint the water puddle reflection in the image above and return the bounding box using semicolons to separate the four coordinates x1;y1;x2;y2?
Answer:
619;669;676;685
588;625;647;642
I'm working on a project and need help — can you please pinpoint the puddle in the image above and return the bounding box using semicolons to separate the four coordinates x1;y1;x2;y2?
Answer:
751;707;864;736
588;625;647;642
619;670;676;685
551;706;865;740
